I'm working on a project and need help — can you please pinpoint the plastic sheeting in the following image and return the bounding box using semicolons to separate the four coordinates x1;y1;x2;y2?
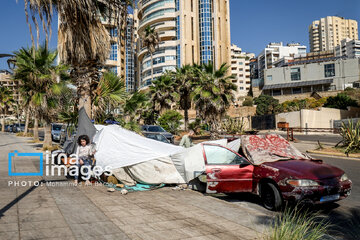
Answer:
94;125;183;169
241;134;310;165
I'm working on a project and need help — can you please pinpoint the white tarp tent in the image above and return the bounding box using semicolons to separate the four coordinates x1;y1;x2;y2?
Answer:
93;125;241;185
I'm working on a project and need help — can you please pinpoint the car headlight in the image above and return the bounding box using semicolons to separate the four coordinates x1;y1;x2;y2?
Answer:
287;179;319;187
340;174;349;182
198;174;207;183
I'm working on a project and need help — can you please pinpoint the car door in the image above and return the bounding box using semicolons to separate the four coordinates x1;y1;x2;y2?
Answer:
203;144;254;194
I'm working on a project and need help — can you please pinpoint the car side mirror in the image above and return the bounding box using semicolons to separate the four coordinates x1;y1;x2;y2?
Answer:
239;162;250;168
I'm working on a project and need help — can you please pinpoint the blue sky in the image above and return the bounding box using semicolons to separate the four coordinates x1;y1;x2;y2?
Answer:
1;0;359;70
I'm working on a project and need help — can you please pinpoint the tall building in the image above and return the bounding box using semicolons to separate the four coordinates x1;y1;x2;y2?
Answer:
101;16;127;79
125;14;138;92
230;44;254;101
136;0;231;87
309;16;358;52
256;42;307;80
335;38;360;58
0;71;21;114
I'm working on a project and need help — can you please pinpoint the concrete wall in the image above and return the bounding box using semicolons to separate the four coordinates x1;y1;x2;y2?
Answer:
276;107;360;129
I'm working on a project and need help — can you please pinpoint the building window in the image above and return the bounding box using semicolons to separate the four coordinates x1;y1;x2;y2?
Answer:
109;27;118;37
324;63;335;77
273;89;281;96
292;88;302;94
290;68;301;81
239;87;244;90
267;75;272;81
176;45;181;67
110;66;117;75
110;43;118;61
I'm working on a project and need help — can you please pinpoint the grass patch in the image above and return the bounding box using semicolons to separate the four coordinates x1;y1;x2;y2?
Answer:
16;132;34;137
42;145;61;151
264;207;329;240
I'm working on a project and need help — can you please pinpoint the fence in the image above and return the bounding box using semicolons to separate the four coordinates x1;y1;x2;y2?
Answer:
251;114;276;130
333;118;360;129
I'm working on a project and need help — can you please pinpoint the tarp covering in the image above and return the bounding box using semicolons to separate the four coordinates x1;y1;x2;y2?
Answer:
94;125;183;169
241;134;310;165
94;125;187;184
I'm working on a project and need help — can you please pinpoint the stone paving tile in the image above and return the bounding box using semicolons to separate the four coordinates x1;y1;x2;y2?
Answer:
0;231;19;240
20;227;74;240
0;222;18;232
69;221;124;237
19;218;68;231
136;228;188;240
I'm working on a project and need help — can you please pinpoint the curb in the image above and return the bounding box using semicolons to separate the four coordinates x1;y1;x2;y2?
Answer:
307;150;360;160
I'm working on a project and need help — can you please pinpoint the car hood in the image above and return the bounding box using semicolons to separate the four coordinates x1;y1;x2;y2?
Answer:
263;159;344;180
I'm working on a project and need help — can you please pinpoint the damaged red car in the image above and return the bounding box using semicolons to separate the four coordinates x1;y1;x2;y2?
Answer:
198;134;352;211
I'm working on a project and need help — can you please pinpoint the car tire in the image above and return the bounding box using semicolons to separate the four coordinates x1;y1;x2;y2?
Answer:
261;182;282;211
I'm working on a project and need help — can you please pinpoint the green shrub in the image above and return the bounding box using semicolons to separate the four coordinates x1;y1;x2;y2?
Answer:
157;110;183;134
264;207;329;240
254;95;282;115
324;93;358;110
339;120;360;154
242;97;253;107
221;117;246;134
189;118;202;134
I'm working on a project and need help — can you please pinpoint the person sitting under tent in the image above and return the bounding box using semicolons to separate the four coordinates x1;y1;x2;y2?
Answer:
74;135;96;185
180;130;195;148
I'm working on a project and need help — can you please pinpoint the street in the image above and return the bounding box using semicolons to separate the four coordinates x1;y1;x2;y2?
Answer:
0;132;359;239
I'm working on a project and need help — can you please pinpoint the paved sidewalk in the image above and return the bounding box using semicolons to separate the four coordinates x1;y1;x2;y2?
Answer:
0;133;271;239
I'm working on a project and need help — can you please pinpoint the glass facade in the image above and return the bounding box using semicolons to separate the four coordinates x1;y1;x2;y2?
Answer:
199;0;213;64
126;17;135;92
110;43;118;61
109;27;118;37
324;63;335;77
290;67;301;81
176;45;181;67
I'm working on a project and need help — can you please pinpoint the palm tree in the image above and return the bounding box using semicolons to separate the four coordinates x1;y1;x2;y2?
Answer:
13;46;69;148
192;63;236;138
22;0;132;118
142;26;160;86
92;71;127;122
150;72;177;115
0;86;14;132
124;91;150;123
171;65;198;131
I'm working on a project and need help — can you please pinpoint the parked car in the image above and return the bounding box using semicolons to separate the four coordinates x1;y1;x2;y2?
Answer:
143;132;170;144
141;125;174;143
4;125;12;132
196;135;352;211
12;123;25;133
51;123;63;142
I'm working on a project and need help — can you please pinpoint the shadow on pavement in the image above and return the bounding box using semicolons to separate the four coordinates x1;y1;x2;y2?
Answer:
0;142;22;147
0;179;45;218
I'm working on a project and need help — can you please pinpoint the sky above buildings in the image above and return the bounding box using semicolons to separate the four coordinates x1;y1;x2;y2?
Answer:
0;0;359;70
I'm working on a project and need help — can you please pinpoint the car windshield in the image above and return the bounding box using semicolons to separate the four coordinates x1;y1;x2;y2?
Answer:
148;126;165;132
52;125;62;131
146;134;168;143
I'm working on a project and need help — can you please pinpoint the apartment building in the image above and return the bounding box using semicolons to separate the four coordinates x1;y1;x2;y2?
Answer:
309;16;358;52
262;58;360;97
335;38;360;58
136;0;231;87
230;44;254;101
0;72;21;114
256;42;307;80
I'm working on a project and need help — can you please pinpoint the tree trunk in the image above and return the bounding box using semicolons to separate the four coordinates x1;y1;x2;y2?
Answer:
78;75;92;119
1;114;5;132
43;122;52;148
184;108;189;131
150;53;154;84
33;117;39;141
24;108;30;134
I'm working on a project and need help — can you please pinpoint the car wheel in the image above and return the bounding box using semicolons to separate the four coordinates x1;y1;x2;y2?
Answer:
261;182;282;211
